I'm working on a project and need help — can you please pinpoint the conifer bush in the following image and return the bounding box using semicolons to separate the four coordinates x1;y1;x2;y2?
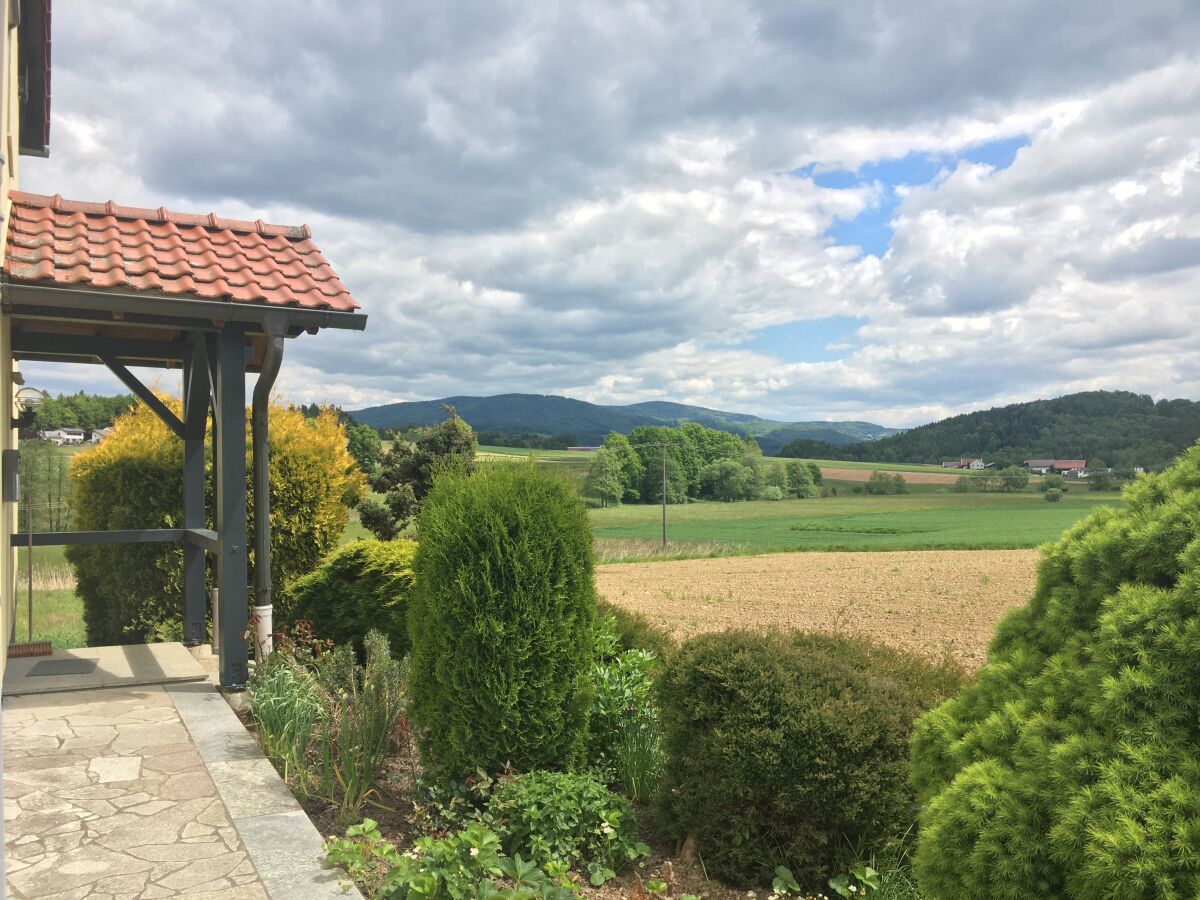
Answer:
408;461;595;780
657;629;964;887
69;400;364;645
286;539;417;656
911;446;1200;899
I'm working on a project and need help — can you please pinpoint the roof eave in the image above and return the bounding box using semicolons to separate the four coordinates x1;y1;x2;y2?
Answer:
1;280;368;332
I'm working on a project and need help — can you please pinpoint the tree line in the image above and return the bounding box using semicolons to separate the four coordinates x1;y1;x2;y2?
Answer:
33;392;134;431
583;423;823;506
779;390;1200;470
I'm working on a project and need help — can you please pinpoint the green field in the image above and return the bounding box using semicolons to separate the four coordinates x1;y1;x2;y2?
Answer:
590;491;1122;556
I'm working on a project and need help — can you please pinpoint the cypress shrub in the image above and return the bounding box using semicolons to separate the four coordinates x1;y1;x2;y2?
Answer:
68;400;364;645
286;539;417;656
910;446;1200;899
408;461;595;780
657;629;964;887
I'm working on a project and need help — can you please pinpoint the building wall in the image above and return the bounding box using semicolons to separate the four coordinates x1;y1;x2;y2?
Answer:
1;3;24;674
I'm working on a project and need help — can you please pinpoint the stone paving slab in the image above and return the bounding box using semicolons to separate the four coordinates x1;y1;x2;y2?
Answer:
3;682;360;898
4;644;209;697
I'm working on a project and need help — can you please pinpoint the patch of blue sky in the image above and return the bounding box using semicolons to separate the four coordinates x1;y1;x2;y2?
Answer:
738;314;865;364
799;135;1030;257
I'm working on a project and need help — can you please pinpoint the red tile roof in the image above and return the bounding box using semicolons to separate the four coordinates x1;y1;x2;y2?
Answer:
4;191;360;312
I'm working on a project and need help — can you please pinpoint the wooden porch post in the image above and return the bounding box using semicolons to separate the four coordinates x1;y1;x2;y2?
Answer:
215;325;249;690
181;334;209;647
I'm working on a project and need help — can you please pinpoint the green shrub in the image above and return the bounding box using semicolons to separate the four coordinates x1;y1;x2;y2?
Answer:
68;401;363;645
408;461;595;780
910;443;1200;899
865;471;908;495
286;539;417;657
587;615;661;794
248;655;323;790
594;598;675;662
487;771;647;885
1041;472;1067;492
1043;487;1063;502
315;630;408;820
658;629;964;888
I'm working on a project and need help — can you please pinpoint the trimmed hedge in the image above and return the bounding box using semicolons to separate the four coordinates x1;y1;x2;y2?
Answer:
658;629;964;887
68;400;364;645
911;446;1200;899
408;461;595;780
286;539;417;656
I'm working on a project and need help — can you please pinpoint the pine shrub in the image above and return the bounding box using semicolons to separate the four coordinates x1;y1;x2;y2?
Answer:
911;443;1200;899
408;461;595;780
286;539;417;656
657;629;964;887
68;400;364;645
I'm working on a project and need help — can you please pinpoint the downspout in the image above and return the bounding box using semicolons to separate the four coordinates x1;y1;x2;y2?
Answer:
252;311;288;660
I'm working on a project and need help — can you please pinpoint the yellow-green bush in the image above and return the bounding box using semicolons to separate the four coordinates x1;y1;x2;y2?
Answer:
286;539;417;656
911;446;1200;898
68;400;364;645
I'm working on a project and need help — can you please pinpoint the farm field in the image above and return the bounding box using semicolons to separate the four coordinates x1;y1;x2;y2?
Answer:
590;490;1122;557
597;548;1040;667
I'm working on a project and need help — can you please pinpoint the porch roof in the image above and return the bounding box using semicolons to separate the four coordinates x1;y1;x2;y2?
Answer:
2;191;366;369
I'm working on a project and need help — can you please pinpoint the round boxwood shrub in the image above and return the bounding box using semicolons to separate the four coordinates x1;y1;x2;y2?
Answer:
408;461;595;780
657;629;964;887
68;400;364;645
286;539;416;656
911;444;1200;899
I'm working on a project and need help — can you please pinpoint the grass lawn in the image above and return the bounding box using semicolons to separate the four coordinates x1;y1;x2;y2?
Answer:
590;490;1122;557
11;588;85;648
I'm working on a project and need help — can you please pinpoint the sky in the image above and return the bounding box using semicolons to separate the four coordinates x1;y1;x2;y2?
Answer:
17;1;1200;428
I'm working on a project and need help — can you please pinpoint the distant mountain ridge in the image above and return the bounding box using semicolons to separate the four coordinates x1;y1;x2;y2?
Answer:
349;393;899;454
778;390;1200;470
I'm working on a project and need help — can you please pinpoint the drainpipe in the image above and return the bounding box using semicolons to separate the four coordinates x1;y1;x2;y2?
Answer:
252;311;287;660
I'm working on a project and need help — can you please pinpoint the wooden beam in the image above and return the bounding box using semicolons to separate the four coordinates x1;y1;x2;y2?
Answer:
101;355;186;439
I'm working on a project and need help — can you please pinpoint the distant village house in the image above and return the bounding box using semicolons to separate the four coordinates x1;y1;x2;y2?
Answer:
942;457;989;469
41;428;85;446
1024;458;1087;475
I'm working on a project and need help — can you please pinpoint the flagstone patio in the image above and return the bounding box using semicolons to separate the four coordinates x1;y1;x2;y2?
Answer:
2;681;359;899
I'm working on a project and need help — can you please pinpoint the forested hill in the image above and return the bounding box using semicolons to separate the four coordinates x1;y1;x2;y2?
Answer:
349;393;897;454
35;393;134;431
779;391;1200;469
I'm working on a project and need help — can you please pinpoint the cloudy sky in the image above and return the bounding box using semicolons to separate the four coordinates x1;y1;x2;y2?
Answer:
19;1;1200;427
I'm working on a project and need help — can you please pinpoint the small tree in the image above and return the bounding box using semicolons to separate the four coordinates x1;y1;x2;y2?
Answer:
1043;487;1063;502
359;408;476;540
345;420;383;478
602;432;644;503
18;439;71;531
786;460;817;498
1041;473;1067;492
408;461;595;780
806;462;824;485
699;458;754;502
997;465;1030;492
583;447;625;507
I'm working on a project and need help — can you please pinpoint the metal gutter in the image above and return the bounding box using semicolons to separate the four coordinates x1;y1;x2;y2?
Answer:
251;311;287;659
1;282;368;331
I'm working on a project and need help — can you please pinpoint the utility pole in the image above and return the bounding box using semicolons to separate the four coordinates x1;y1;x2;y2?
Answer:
631;440;677;548
661;445;667;548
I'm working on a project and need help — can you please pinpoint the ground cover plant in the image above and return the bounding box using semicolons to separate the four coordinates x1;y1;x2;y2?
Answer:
657;629;966;889
910;445;1200;898
408;461;595;780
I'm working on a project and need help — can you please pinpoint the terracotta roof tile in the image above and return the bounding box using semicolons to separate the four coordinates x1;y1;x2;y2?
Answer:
3;191;360;313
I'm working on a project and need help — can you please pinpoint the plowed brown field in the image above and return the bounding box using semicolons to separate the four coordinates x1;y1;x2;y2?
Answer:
596;548;1040;667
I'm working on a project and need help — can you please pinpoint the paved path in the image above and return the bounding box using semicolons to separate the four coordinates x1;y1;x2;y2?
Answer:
3;682;357;899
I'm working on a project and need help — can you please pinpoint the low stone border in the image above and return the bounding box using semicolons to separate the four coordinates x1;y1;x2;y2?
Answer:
166;682;363;899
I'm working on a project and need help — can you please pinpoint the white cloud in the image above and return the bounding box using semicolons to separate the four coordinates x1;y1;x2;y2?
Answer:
16;2;1200;427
